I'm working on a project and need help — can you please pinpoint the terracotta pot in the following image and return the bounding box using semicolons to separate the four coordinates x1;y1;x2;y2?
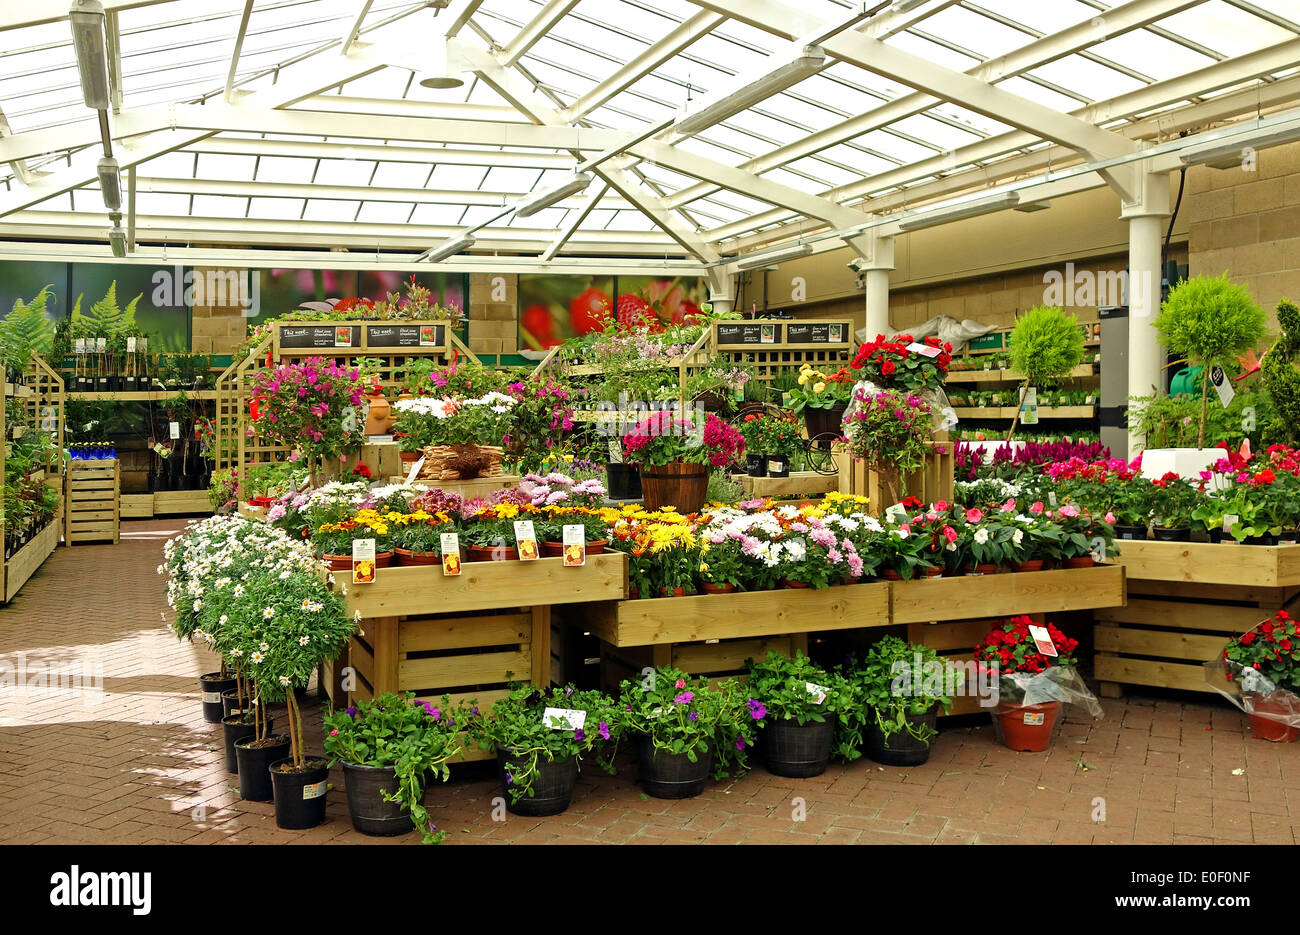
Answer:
782;579;810;589
701;582;735;594
995;701;1061;752
399;450;421;465
923;566;944;578
320;551;394;572
1010;560;1044;573
468;543;518;562
542;539;608;557
1064;556;1096;568
881;569;904;581
363;391;393;435
966;563;1000;575
660;587;686;597
1248;696;1300;742
639;460;708;514
394;548;441;566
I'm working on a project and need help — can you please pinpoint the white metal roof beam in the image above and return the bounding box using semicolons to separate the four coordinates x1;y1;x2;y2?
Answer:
341;0;376;55
563;11;725;120
542;181;609;261
501;0;580;67
440;0;487;38
184;137;577;168
224;0;256;103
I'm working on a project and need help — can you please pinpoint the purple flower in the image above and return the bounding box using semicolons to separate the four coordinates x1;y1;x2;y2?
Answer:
598;721;610;740
674;692;694;706
574;727;586;742
345;706;357;716
748;699;766;721
471;706;480;716
688;712;698;722
505;772;513;786
735;738;747;751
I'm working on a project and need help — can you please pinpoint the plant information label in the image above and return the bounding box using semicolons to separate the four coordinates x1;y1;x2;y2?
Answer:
352;538;376;585
543;707;587;731
562;524;586;567
1028;624;1058;657
440;533;461;576
514;520;539;561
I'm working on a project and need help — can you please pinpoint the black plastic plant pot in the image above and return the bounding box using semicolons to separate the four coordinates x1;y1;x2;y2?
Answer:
638;739;713;799
865;705;939;767
221;714;273;774
1113;524;1147;541
234;734;291;801
270;756;331;830
762;717;835;778
605;462;642;501
222;688;252;719
496;748;577;816
1152;526;1191;542
1279;530;1299;544
765;456;790;479
343;761;419;836
1244;534;1275;546
745;454;768;477
199;672;237;723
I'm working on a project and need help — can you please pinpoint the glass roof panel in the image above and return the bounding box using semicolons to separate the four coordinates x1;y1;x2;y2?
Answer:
356;201;413;224
781;156;862;187
136;192;197;216
424;163;486;189
817;144;903;177
1026;54;1146;101
193;194;256;219
750;92;845;131
409;203;470;226
248;196;308;220
577;208;618;230
991;75;1085;114
371;161;433;188
882;32;982;75
1088;29;1217;82
312;159;378;186
758;167;834;194
928;103;1013;137
919;5;1035;58
848;129;941;164
506;206;566;228
962;0;1095;34
891;113;984;150
303;199;364;222
254;156;317;184
1158;1;1295;56
609;209;656;231
197;154;259;181
482;166;544;192
675;136;748;168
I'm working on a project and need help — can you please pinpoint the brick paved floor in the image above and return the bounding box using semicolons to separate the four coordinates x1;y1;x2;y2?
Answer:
2;519;1298;845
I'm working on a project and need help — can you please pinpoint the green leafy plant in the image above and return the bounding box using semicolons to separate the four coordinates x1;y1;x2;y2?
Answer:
1006;305;1085;441
746;650;859;758
0;286;57;373
1261;298;1300;449
849;636;952;750
1155;273;1266;447
322;692;468;844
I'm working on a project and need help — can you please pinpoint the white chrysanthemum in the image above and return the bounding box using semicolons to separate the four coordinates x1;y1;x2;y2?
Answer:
299;635;310;646
230;647;243;657
259;642;269;651
192;599;202;612
233;584;245;597
262;606;275;618
250;651;264;663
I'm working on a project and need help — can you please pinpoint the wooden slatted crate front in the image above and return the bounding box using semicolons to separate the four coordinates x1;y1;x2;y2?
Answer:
65;459;120;544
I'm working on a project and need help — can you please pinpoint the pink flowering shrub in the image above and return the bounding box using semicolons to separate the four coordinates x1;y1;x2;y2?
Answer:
251;357;366;466
622;411;745;468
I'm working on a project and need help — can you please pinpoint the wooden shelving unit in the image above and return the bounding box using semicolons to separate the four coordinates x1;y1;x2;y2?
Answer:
2;358;65;603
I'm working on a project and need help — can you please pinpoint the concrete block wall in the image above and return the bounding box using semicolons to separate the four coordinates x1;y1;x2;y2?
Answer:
1185;141;1300;325
466;272;518;358
189;267;250;357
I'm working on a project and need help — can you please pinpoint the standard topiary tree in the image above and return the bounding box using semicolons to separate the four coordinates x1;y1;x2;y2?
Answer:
1261;298;1300;449
1005;304;1085;441
1154;273;1266;448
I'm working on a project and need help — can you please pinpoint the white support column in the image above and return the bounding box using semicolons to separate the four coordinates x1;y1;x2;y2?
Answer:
706;268;735;316
1120;171;1171;458
846;233;894;336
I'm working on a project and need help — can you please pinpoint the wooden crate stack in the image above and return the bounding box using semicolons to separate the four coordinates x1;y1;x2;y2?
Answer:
65;459;120;544
833;436;955;510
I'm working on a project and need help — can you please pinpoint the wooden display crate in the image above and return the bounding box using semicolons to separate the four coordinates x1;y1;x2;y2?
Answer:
833;439;954;511
601;634;805;691
121;494;155;519
152;490;210;516
1114;539;1300;587
890;563;1125;624
2;521;61;603
66;459;119;544
735;471;838;498
585;581;890;648
904;616;1041;717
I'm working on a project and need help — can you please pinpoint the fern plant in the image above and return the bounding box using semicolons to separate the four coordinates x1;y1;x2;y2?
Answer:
70;281;142;339
0;286;57;373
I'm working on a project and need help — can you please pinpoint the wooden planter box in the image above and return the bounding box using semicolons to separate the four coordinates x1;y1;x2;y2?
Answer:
66;459;119;545
890;563;1125;624
2;520;60;603
735;471;838;499
586;581;890;648
833;439;954;511
1114;539;1300;586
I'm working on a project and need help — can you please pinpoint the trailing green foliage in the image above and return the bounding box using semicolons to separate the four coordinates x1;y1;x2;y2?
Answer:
1129;385;1274;450
70;281;143;339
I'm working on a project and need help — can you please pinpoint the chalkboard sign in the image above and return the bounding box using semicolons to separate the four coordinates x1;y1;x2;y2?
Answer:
717;322;780;346
785;322;849;345
279;324;360;349
365;323;445;348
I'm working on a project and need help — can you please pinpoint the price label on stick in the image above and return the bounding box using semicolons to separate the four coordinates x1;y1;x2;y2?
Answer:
1210;365;1235;407
440;533;461;576
905;341;942;359
514;520;539;561
543;708;587;731
562;524;586;567
352;538;377;585
168;421;180;440
404;456;425;485
126;337;136;353
1027;624;1058;657
806;682;828;705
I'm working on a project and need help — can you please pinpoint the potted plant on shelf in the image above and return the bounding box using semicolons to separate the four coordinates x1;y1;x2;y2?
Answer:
462;500;539;561
1219;610;1300;742
790;364;855;439
1050;502;1114;567
250;357;367;485
312;509;396;571
746;651;856;777
323;692;469;841
537;506;611;557
852;635;952;766
389;509;452;565
1148;274;1266;474
1108;480;1153;541
974;616;1099;752
953;508;1017;574
843;387;936;508
697;529;749;593
1005;305;1085;442
621;411;743;514
612;667;757;799
467;684;619;816
743;411;802;479
1148;472;1199;541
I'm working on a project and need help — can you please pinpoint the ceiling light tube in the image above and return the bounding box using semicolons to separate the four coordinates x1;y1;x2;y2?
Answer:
674;46;826;137
97;156;121;211
109;226;126;258
897;192;1021;231
1179;121;1300;169
736;243;813;270
513;172;593;217
890;0;929;12
69;0;110;110
417;233;475;262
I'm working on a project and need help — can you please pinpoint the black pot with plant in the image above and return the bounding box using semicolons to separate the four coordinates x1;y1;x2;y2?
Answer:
747;650;853;778
850;636;952;767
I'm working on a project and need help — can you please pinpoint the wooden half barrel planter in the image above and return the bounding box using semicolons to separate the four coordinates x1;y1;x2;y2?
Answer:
638;460;708;514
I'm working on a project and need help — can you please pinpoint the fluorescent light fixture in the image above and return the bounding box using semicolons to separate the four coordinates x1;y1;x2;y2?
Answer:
674;45;826;137
736;243;812;270
1179;121;1300;169
418;233;475;262
897;192;1020;231
109;226;126;257
891;0;928;12
69;0;110;110
514;172;592;217
97;156;121;211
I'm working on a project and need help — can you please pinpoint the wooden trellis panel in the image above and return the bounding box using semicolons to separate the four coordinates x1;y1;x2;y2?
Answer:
712;319;855;381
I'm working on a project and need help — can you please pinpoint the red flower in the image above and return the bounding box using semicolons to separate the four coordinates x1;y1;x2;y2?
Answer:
881;360;896;376
1240;631;1256;645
